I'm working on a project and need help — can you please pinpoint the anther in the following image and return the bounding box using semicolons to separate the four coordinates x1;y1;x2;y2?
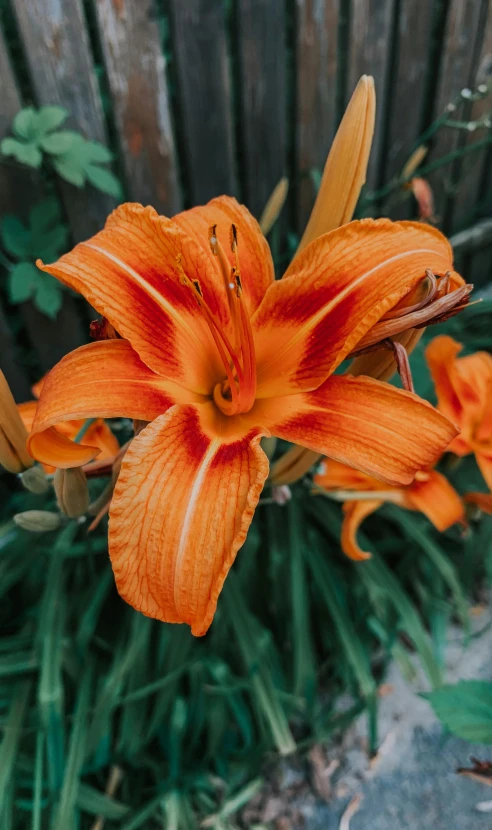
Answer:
230;223;238;252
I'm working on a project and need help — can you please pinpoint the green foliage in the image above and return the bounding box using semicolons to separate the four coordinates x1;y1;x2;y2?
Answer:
0;198;67;318
0;106;122;197
423;681;492;743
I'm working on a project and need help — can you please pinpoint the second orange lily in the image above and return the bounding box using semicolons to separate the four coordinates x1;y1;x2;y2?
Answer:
315;460;465;560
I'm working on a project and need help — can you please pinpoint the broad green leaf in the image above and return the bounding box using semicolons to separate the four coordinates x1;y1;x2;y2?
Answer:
85;163;122;198
0;137;42;168
1;215;30;258
8;262;40;303
12;107;37;140
33;106;68;136
34;274;63;318
424;681;492;743
39;131;75;155
53;158;85;187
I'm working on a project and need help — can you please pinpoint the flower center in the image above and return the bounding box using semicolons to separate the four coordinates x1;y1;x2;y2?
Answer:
176;223;257;416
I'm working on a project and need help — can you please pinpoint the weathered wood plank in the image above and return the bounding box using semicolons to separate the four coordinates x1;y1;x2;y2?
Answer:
296;0;338;233
94;0;181;215
11;0;115;240
427;0;485;232
236;0;287;219
449;3;492;232
0;23;86;374
169;0;237;205
385;0;434;185
347;0;397;189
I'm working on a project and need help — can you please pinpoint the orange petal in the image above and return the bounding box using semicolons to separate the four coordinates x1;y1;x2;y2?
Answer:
315;459;382;492
341;500;383;560
17;400;38;434
425;336;464;424
0;371;33;471
253;219;457;397
37;203;230;394
109;404;269;636
406;469;464;531
465;492;492;514
426;336;492;448
84;420;120;461
253;374;458;486
28;339;195;468
298;75;376;252
173;196;274;315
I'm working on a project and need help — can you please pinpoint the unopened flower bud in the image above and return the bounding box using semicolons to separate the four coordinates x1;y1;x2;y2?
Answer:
0;371;34;474
14;510;61;532
54;467;89;518
19;465;50;494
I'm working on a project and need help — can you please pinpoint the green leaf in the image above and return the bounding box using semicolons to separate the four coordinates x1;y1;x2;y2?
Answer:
39;131;75;155
0;137;42;168
53;158;85;187
34;274;63;318
1;215;30;258
34;105;68;135
12;107;37;140
8;262;40;303
85;163;122;197
84;140;113;163
52;665;93;830
424;681;492;743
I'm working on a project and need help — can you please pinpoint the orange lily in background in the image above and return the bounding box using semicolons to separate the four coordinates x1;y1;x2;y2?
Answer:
26;194;461;635
17;379;119;474
426;335;492;489
315;459;465;560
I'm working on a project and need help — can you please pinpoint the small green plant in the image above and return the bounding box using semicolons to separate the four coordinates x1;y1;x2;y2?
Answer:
1;198;68;318
424;680;492;743
0;105;122;198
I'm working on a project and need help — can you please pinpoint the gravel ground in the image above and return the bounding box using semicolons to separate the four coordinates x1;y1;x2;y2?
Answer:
301;611;492;830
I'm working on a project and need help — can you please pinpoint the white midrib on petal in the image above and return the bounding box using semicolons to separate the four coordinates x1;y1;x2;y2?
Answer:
173;437;222;611
84;242;204;350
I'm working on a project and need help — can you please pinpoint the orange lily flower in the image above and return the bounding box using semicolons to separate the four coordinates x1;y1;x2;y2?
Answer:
426;335;492;489
315;459;465;560
18;378;119;474
28;198;460;635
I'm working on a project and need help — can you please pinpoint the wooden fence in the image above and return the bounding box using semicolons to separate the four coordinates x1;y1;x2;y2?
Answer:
1;0;492;401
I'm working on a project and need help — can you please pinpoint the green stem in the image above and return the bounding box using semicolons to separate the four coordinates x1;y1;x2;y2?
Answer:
74;418;96;443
